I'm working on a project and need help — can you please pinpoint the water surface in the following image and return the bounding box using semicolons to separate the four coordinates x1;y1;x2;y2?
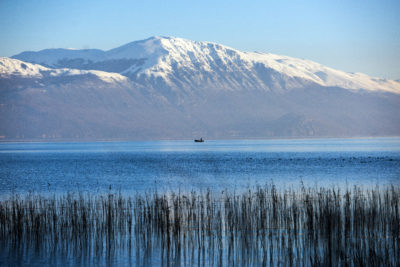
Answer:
0;138;399;195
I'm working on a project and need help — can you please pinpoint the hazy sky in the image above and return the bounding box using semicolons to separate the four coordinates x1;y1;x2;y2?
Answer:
1;0;399;79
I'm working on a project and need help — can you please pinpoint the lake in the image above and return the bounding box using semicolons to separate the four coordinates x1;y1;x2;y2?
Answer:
0;138;399;196
1;138;400;267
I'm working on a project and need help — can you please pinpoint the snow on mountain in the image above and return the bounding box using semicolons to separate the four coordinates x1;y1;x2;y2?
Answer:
0;57;48;78
244;51;400;93
12;36;400;94
12;49;105;67
0;57;128;83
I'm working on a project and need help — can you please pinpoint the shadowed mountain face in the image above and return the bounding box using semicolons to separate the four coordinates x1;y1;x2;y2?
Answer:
1;37;400;140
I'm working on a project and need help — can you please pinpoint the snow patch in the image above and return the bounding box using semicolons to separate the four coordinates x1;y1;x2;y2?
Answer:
0;57;127;84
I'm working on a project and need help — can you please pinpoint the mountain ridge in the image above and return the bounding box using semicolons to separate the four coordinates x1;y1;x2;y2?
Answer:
0;57;129;84
12;36;400;94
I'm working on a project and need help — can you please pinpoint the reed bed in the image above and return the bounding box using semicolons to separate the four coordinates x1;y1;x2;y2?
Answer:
0;185;399;266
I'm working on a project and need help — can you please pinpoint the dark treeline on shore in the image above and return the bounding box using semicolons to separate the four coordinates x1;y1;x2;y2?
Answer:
0;185;399;266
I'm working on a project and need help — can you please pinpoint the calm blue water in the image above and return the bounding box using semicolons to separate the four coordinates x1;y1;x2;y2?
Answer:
0;138;399;195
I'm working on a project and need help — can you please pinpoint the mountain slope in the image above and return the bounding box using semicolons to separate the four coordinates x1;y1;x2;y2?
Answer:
13;36;400;94
0;57;128;83
0;58;193;140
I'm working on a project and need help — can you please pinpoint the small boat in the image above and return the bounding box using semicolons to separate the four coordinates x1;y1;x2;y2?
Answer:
194;138;204;143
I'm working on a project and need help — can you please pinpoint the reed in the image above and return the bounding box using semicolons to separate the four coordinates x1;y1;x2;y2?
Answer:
0;185;399;266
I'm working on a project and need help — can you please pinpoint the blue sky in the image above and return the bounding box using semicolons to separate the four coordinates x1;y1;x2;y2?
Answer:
1;0;399;79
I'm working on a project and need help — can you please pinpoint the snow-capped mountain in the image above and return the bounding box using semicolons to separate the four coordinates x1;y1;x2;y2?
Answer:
0;57;128;83
1;37;400;140
13;36;400;94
